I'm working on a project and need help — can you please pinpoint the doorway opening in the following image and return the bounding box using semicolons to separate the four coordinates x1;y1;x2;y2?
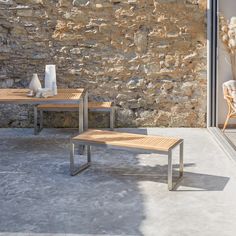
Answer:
208;0;236;157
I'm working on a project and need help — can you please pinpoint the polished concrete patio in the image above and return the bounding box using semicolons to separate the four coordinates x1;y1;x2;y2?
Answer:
0;128;236;236
225;129;236;148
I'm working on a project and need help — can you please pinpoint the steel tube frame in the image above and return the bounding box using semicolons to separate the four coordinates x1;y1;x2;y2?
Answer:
32;90;88;135
70;142;91;176
34;106;38;135
70;139;184;191
110;107;115;130
35;99;115;131
79;97;84;134
39;110;43;131
83;91;88;131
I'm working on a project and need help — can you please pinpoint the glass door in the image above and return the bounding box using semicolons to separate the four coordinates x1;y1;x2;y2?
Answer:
217;0;236;149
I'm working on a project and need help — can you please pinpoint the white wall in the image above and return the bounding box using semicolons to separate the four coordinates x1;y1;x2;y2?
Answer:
218;0;236;125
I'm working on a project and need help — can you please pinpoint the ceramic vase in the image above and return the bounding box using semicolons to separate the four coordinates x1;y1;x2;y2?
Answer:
45;65;57;95
29;73;42;95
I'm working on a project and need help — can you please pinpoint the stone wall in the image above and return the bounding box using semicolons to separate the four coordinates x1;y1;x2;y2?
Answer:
0;0;207;128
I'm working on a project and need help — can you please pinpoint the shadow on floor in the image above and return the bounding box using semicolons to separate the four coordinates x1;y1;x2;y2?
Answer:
89;163;230;192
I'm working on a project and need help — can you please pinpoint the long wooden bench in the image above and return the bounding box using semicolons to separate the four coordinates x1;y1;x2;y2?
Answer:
70;129;184;190
35;102;115;132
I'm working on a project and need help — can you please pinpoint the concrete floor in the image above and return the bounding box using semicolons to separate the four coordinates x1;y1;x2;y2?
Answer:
0;128;236;236
225;129;236;147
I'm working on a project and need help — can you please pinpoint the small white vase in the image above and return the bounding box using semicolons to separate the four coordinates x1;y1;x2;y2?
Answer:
29;74;42;95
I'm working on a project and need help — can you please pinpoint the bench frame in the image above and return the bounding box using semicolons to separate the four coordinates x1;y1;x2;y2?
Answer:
70;139;184;191
34;105;115;133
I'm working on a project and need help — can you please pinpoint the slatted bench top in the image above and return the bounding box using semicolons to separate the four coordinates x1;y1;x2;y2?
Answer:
0;88;84;103
37;102;112;109
72;129;182;152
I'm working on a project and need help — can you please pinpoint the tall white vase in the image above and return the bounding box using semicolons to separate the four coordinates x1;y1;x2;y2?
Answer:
45;65;57;95
29;73;42;94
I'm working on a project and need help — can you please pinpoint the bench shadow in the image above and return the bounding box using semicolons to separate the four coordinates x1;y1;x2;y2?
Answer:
92;163;230;192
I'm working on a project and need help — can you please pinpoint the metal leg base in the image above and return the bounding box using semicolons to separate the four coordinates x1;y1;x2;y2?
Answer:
34;106;39;135
70;162;91;176
168;141;184;191
169;174;184;191
70;143;91;176
39;110;43;132
110;107;115;130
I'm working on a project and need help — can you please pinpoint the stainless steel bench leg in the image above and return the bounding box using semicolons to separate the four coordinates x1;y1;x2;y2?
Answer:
168;141;184;190
87;145;91;163
110;107;115;130
179;142;184;177
34;106;38;135
78;97;85;154
39;110;43;131
168;150;173;191
70;142;91;176
79;97;84;134
83;91;88;131
70;142;75;175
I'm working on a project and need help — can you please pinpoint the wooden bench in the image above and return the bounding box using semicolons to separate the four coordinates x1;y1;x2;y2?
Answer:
70;129;184;190
35;102;115;132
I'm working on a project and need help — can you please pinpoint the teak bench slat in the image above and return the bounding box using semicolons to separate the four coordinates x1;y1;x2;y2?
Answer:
73;129;180;152
70;129;184;191
37;102;112;110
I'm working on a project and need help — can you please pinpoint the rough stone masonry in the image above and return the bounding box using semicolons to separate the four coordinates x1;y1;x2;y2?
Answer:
0;0;207;128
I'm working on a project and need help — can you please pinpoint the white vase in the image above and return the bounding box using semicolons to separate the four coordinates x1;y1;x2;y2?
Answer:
29;74;42;94
45;65;57;91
